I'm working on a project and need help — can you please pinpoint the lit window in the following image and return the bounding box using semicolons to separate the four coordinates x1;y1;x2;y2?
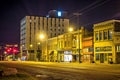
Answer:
103;31;107;40
58;11;62;17
73;39;76;47
117;45;120;51
108;30;112;40
96;53;99;60
95;32;99;41
99;31;102;40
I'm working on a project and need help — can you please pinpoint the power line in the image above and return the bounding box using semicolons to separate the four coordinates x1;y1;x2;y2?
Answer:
69;0;111;19
77;0;103;12
81;0;111;14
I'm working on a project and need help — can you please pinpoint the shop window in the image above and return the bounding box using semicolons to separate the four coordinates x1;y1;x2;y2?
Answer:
108;30;112;40
95;47;100;52
108;53;112;56
89;47;94;52
83;48;88;52
96;53;99;60
84;55;90;61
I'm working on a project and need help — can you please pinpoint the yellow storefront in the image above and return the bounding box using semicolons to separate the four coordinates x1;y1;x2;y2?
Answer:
94;42;115;63
94;20;120;64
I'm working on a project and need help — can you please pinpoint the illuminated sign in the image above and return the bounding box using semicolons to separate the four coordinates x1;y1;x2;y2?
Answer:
95;46;112;52
64;51;72;54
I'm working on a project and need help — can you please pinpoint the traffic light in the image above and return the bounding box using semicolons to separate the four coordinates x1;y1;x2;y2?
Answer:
6;47;12;53
5;47;18;55
13;48;17;53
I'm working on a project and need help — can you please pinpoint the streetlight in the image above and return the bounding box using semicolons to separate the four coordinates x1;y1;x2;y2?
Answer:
39;33;45;61
36;42;41;61
39;33;48;62
29;44;33;60
69;27;73;32
30;44;33;48
39;34;45;40
21;44;25;60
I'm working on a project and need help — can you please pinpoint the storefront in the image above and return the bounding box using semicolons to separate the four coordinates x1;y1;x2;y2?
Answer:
95;46;113;63
57;50;72;62
64;51;72;62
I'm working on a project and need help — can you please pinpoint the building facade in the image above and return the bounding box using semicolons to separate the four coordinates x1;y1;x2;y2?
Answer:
20;16;69;61
45;27;85;62
20;17;120;64
82;32;94;63
94;20;120;64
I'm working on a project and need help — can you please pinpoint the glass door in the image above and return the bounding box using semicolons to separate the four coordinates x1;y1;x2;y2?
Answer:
100;53;104;63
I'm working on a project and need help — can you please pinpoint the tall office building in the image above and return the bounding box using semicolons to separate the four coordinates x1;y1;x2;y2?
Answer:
20;16;69;61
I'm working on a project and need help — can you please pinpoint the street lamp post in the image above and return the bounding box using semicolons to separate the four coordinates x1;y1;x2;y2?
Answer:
37;42;40;61
39;33;48;62
29;44;33;60
73;12;82;63
39;34;44;61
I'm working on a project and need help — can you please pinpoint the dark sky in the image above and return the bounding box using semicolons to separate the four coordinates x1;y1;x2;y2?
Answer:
0;0;120;45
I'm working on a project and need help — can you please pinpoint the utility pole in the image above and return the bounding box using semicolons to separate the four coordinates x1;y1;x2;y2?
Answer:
73;13;82;30
73;12;82;63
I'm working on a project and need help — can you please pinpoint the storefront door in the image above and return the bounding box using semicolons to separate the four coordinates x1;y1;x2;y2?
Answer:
100;53;104;63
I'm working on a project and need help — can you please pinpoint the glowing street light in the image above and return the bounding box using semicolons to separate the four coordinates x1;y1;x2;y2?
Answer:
39;34;45;40
38;33;46;61
37;42;40;45
30;44;33;48
69;27;73;32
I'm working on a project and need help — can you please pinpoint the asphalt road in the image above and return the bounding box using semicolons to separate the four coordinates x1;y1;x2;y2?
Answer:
0;61;120;80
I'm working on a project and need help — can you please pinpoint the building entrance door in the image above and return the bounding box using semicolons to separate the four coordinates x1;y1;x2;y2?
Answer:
72;55;77;62
100;53;104;63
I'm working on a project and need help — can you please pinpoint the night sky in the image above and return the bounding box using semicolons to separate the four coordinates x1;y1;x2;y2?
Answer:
0;0;120;45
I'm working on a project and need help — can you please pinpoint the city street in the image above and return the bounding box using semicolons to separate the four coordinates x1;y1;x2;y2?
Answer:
0;61;120;80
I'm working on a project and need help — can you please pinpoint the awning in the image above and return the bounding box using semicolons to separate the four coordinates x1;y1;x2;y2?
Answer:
50;51;54;55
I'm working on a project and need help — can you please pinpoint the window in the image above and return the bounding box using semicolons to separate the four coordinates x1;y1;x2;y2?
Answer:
83;48;88;52
108;30;112;40
58;29;60;31
96;53;99;60
54;33;56;36
99;31;102;40
62;29;64;32
51;33;52;37
64;41;67;47
61;41;63;48
73;39;76;47
103;31;107;40
116;45;120;51
89;47;94;52
95;32;99;41
108;53;112;56
50;29;52;31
